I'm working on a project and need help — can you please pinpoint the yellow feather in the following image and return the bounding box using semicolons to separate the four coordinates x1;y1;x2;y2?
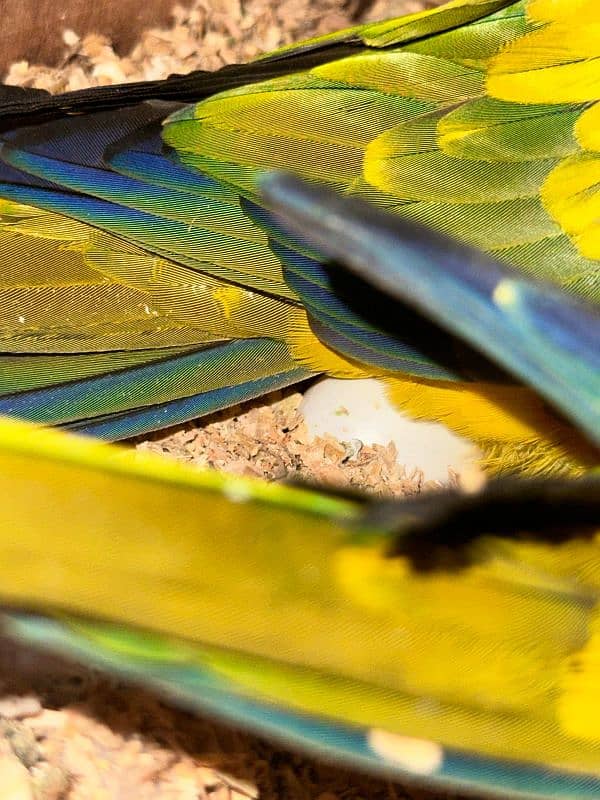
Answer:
527;0;600;24
488;57;600;104
575;102;600;152
559;609;600;742
542;154;600;260
384;376;598;476
285;310;376;379
488;12;600;104
1;412;599;772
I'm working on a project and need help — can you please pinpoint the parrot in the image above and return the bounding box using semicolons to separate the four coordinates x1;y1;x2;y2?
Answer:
0;161;598;798
0;0;598;477
0;147;597;797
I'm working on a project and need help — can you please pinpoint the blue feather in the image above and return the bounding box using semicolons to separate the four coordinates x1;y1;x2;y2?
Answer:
261;174;600;445
0;338;312;439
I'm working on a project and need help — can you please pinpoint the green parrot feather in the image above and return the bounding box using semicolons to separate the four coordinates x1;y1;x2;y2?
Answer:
0;30;598;788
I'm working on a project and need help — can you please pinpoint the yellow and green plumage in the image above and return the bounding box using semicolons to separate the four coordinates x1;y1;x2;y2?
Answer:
0;20;599;790
0;411;598;797
0;0;598;475
0;214;597;796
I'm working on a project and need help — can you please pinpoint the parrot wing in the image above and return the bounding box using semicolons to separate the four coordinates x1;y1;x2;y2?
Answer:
0;1;520;440
164;0;599;361
0;413;598;797
0;0;597;476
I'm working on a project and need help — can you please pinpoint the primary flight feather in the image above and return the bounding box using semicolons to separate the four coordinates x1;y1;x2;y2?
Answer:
260;173;600;447
0;0;598;475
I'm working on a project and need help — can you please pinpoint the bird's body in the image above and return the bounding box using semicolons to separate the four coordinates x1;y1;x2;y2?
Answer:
0;0;598;474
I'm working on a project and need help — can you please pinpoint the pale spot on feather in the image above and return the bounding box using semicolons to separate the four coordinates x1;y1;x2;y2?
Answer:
223;482;252;504
367;729;443;775
493;280;518;308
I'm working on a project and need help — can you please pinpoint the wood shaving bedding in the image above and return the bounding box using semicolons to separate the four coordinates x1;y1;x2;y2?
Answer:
137;391;430;496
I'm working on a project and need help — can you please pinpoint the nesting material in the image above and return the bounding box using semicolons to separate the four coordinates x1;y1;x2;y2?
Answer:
5;0;354;90
138;389;433;496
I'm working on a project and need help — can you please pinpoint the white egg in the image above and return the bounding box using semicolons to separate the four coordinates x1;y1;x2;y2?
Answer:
299;378;480;483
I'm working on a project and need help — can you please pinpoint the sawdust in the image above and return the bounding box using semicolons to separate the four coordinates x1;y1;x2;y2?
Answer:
0;1;465;799
137;391;432;496
4;0;440;89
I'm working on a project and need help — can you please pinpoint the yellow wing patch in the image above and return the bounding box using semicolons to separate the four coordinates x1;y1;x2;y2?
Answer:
488;4;600;104
542;154;600;260
488;55;600;105
285;309;375;379
484;5;600;263
527;0;600;24
384;376;598;476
